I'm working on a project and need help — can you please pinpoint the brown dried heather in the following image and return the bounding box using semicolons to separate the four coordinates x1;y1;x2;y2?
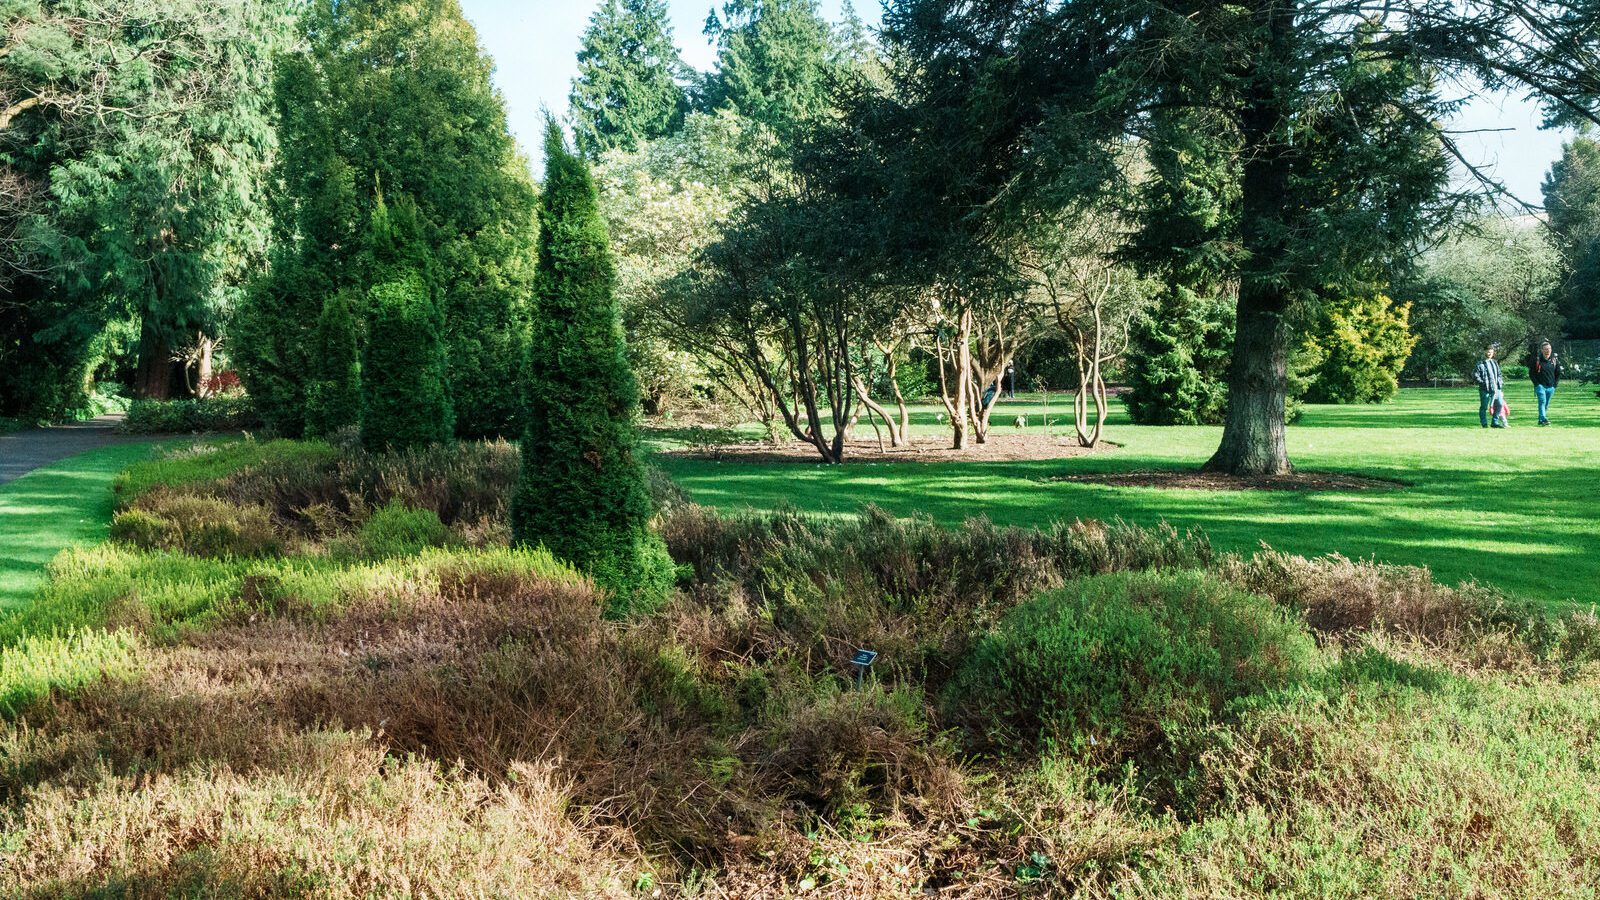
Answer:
0;733;644;898
1217;550;1508;643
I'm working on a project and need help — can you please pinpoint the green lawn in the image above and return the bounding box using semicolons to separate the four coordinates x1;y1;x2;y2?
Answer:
0;442;161;610
652;388;1600;605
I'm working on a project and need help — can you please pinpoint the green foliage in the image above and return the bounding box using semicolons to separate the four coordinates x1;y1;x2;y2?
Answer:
119;397;264;435
947;571;1320;752
305;290;364;437
113;440;337;510
111;495;285;559
1402;217;1561;380
0;628;141;718
1543;133;1600;338
235;0;535;439
358;501;451;558
514;123;674;615
0;0;288;416
703;0;841;137
361;274;453;452
1123;286;1235;425
597;110;756;413
570;0;689;158
1298;291;1419;404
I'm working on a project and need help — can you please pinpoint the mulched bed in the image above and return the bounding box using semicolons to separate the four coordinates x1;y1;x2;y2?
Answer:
1046;469;1408;492
661;431;1118;464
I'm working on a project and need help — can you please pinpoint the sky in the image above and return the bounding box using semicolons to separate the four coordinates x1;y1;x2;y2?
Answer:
461;0;1574;206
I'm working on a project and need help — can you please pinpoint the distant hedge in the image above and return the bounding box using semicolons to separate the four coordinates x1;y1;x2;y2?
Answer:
119;397;264;434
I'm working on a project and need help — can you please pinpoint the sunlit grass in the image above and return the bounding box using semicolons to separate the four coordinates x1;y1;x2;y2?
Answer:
0;442;163;610
651;388;1600;605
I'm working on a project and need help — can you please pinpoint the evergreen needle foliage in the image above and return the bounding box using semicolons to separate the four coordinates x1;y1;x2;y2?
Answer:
306;290;364;438
362;274;452;452
512;122;674;615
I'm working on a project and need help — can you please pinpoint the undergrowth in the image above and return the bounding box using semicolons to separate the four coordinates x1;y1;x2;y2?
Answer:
3;439;1599;897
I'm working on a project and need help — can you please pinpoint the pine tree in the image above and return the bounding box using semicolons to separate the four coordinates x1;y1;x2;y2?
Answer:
512;122;674;615
569;0;689;158
1122;110;1239;425
1124;286;1235;425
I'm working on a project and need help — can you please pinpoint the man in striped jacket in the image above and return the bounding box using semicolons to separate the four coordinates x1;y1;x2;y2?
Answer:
1474;344;1506;429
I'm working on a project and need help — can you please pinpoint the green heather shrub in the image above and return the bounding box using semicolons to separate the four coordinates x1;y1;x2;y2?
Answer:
305;289;363;437
0;628;142;718
513;121;672;615
119;396;264;434
358;501;451;558
947;571;1320;753
111;493;285;558
113;440;338;509
362;273;453;452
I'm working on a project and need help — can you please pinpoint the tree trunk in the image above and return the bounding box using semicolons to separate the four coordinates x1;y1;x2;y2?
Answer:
192;335;215;397
133;322;173;401
1205;283;1291;474
1205;0;1296;476
851;375;906;447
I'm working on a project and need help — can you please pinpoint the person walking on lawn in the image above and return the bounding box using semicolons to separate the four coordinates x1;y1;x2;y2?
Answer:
1528;338;1562;426
1474;344;1507;429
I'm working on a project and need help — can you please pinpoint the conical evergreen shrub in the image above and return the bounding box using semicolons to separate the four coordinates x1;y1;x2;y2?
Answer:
512;121;674;615
360;192;453;451
1123;286;1234;425
305;289;363;438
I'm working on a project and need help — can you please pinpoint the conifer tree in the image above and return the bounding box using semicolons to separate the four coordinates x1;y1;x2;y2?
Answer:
569;0;689;158
236;0;534;439
1122;111;1239;425
703;0;839;137
305;289;363;437
360;192;453;451
1543;133;1600;338
512;122;674;615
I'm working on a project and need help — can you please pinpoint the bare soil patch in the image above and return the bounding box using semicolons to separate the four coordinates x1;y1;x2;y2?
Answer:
1047;469;1406;492
661;431;1118;464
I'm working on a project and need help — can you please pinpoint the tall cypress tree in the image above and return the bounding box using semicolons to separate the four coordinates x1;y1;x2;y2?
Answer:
512;122;673;615
361;192;452;451
569;0;689;158
305;289;363;438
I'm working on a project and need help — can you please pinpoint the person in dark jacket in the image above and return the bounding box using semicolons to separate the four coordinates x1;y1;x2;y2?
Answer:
1528;339;1562;426
1474;344;1505;428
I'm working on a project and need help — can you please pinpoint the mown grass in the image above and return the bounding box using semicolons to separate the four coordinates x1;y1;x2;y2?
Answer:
0;442;163;610
650;389;1600;606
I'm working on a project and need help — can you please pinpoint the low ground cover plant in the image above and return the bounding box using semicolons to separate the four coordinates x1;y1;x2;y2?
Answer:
119;396;264;434
3;439;1599;897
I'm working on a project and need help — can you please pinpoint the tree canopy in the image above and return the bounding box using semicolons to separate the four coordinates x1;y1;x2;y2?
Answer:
570;0;689;158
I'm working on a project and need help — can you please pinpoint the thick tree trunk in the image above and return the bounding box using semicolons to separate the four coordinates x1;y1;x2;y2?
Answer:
1205;0;1296;476
133;322;173;400
1204;284;1291;474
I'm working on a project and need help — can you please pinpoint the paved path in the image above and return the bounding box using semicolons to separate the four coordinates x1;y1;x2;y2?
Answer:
0;415;142;487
